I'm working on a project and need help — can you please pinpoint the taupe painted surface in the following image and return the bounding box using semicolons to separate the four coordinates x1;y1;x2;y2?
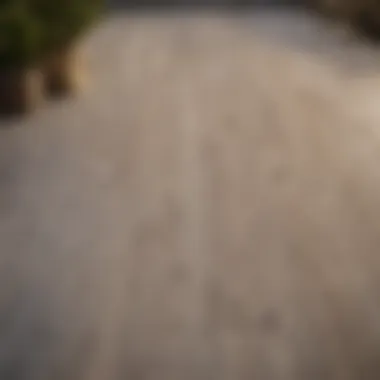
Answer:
1;10;380;380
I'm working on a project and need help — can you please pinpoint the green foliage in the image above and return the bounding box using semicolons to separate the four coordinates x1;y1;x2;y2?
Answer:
0;2;42;68
0;0;103;69
31;0;103;51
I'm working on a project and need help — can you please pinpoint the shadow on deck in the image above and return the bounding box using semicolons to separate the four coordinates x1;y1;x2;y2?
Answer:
107;0;304;11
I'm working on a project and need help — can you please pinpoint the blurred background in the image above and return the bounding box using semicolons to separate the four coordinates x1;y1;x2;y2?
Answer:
2;1;380;380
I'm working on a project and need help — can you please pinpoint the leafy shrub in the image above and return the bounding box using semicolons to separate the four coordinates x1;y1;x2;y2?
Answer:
0;0;103;69
31;0;103;52
0;2;43;69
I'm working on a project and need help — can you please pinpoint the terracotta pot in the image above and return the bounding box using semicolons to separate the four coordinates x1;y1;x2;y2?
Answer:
0;68;44;116
43;44;87;98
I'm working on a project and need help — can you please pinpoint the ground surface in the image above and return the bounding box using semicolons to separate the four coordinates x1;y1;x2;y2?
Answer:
2;9;380;380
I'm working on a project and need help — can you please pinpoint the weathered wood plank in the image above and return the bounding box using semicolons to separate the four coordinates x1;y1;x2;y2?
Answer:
1;11;380;380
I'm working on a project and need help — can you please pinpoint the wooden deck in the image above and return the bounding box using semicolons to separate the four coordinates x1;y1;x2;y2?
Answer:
1;10;380;380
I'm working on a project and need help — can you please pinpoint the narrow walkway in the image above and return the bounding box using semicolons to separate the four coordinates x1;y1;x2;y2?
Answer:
1;10;380;380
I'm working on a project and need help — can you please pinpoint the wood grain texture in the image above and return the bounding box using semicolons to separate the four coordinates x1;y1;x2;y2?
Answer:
1;10;380;380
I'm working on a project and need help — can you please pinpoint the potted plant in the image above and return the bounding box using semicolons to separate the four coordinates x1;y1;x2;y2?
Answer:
0;2;44;115
34;0;103;97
